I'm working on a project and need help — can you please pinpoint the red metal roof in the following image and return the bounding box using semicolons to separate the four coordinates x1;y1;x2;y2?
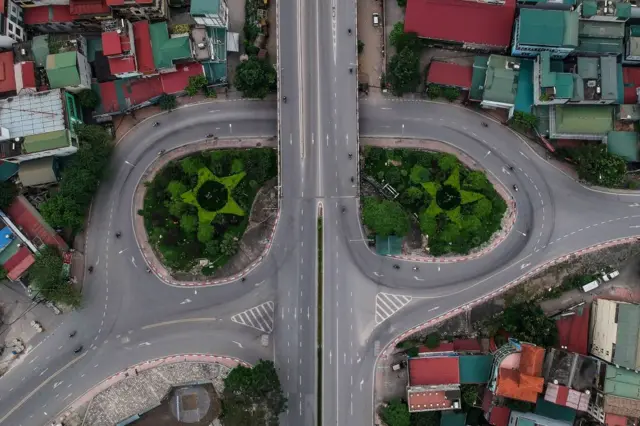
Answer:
133;21;155;74
17;62;36;90
2;246;31;271
405;0;516;48
408;388;454;411
622;67;640;104
102;32;122;56
160;63;205;94
108;57;137;75
106;0;153;4
0;51;16;95
5;196;68;251
489;406;511;426
555;304;590;355
545;383;590;411
427;62;473;89
69;0;110;15
605;414;630;426
453;338;482;352
6;251;35;281
409;357;460;386
24;5;75;24
419;342;455;353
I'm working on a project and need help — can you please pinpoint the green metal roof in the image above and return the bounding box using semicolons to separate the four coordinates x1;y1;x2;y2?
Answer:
555;73;574;99
582;0;597;17
579;20;625;38
540;51;555;87
203;61;227;84
459;355;493;384
577;57;598;79
87;37;103;63
607;131;638;162
23;130;71;153
149;22;192;70
613;303;640;368
0;161;19;182
619;104;640;121
563;10;580;47
555;105;614;134
375;235;403;256
604;364;640;398
535;105;550;135
515;59;534;113
0;239;20;265
191;0;220;15
46;52;80;88
207;27;227;62
617;2;631;18
576;37;623;55
630;25;640;37
483;55;519;105
441;412;466;426
32;35;49;68
519;9;565;46
470;56;489;101
600;56;619;102
535;397;577;422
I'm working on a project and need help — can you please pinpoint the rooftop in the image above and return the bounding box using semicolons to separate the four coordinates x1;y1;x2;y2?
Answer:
427;62;473;89
408;386;461;412
409;356;460;386
536;396;578;422
459;355;493;384
46;52;80;89
470;56;489;101
133;21;156;75
0;90;66;140
105;0;153;5
191;0;220;15
404;0;516;48
622;67;640;104
542;348;601;391
555;303;590;355
604;394;640;418
607;131;638;162
0;51;16;95
619;104;640;121
613;303;640;369
441;411;466;426
483;55;520;105
544;383;590;412
553;105;614;135
149;22;192;70
490;406;511;426
18;157;57;187
5;195;67;250
517;9;579;48
15;62;37;93
604;362;640;399
520;344;545;377
23;5;75;25
581;0;631;19
69;0;111;15
495;368;544;403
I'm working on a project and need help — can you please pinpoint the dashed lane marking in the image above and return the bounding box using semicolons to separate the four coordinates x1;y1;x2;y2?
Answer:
231;301;275;333
375;293;412;325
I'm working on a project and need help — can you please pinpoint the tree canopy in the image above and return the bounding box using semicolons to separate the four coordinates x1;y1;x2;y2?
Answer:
387;48;421;96
0;181;18;210
78;89;101;109
380;399;410;426
500;302;558;347
222;360;287;426
40;124;112;232
571;144;627;188
234;57;277;99
29;246;81;307
389;23;421;54
158;93;177;111
362;197;410;236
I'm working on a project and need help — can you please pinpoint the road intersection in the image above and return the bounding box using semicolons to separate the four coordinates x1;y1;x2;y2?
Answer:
1;84;640;426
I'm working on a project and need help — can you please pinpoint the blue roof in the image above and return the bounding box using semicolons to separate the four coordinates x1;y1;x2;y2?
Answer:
515;59;534;113
0;227;15;253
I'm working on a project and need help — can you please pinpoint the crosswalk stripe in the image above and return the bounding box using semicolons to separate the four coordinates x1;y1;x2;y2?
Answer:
375;293;412;325
231;301;275;333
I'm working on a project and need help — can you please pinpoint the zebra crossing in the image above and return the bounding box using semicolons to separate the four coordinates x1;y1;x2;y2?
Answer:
375;293;412;325
231;301;275;333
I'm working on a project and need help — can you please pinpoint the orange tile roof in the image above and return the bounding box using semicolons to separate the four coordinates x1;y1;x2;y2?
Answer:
519;344;545;377
408;389;454;411
495;368;544;403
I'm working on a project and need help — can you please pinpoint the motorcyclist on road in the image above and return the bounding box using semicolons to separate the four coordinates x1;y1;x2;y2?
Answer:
88;266;94;273
152;121;160;127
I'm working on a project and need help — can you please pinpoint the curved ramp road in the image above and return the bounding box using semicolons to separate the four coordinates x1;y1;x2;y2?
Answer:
0;96;640;426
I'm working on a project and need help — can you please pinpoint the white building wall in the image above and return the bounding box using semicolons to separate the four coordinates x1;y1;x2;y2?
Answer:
590;299;621;363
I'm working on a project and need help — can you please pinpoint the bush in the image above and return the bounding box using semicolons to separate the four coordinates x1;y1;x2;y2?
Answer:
358;39;365;55
380;399;410;426
499;302;558;347
387;48;421;96
29;246;81;307
78;89;100;109
185;74;209;96
426;84;441;99
424;332;440;348
158;93;177;111
0;181;18;209
570;144;627;187
234;57;277;99
362;197;410;236
443;87;460;102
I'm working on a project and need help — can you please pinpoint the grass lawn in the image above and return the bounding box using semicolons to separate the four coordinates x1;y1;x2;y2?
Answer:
362;147;507;256
140;148;277;272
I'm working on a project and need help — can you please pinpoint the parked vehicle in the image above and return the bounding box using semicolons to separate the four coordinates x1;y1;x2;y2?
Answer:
372;13;380;26
30;320;43;333
391;360;407;371
580;269;620;292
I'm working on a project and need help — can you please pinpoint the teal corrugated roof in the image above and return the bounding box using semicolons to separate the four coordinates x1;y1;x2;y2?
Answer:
470;56;489;101
607;131;638;162
613;303;640;369
0;161;19;182
441;412;466;426
519;9;565;47
605;364;640;399
376;235;403;255
535;396;577;422
515;59;534;113
190;0;220;15
459;355;493;384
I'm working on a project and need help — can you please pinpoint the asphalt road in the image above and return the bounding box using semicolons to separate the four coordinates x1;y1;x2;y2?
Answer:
1;97;640;426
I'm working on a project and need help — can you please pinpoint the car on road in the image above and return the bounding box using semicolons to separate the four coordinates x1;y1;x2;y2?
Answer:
372;13;380;27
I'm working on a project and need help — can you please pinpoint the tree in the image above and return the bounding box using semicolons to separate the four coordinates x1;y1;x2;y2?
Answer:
500;302;558;347
167;181;188;199
443;87;460;102
437;154;458;172
389;23;421;53
222;359;287;426
220;233;239;256
461;384;479;409
380;399;410;426
358;39;365;55
197;221;214;243
185;74;209;96
424;332;440;348
234;57;277;99
0;181;18;209
29;246;81;307
410;411;441;426
426;84;441;99
511;111;538;131
362;197;410;236
387;48;421;96
78;89;100;109
572;144;627;187
158;93;177;111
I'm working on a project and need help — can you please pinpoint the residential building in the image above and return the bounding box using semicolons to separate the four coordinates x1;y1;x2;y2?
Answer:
4;195;67;250
23;5;103;32
508;411;572;426
426;62;473;92
441;411;466;426
105;0;167;21
511;8;579;58
590;299;640;369
0;89;82;163
148;21;192;73
624;25;640;64
533;52;619;105
470;55;534;118
0;0;25;48
14;61;36;93
622;66;640;103
606;131;638;162
17;156;59;187
190;0;228;27
488;341;546;403
0;221;35;281
576;20;625;56
12;0;67;6
555;303;590;355
0;51;16;97
549;105;615;139
404;0;516;52
46;50;91;93
459;355;493;383
407;355;462;413
101;19;140;78
580;0;631;22
601;365;640;418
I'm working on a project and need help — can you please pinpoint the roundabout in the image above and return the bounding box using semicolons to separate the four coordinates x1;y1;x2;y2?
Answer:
1;99;640;426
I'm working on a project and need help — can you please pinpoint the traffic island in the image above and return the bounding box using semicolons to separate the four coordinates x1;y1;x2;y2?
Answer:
359;138;516;262
132;138;280;286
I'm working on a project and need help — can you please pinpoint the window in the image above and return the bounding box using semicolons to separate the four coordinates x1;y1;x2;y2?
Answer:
15;27;21;37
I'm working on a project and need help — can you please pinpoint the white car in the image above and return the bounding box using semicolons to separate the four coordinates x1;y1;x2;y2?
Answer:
373;13;380;27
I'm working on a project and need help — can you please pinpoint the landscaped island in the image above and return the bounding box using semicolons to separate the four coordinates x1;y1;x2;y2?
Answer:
139;149;277;275
361;147;507;256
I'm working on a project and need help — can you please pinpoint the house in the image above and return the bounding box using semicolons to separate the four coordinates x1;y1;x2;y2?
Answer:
581;0;631;22
441;411;466;426
533;52;620;105
427;62;473;91
549;105;615;140
149;21;192;73
191;0;228;28
511;8;579;59
508;411;572;426
14;61;37;93
0;51;16;97
17;156;59;187
470;55;533;118
622;67;640;103
606;131;638;162
601;365;640;418
576;20;625;56
404;0;516;52
0;0;26;48
105;0;167;21
22;5;103;33
3;195;67;251
459;355;493;384
555;303;590;355
46;50;91;93
101;19;140;78
407;355;462;413
590;299;640;369
625;26;640;64
0;89;82;163
488;341;546;403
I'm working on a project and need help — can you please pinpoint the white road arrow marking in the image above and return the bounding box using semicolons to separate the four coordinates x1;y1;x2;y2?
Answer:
130;257;137;268
630;225;640;229
373;272;383;277
413;276;424;281
138;342;151;347
428;306;440;312
118;248;128;254
228;123;232;133
53;381;63;389
232;341;243;348
180;298;192;305
520;151;530;160
484;150;491;158
329;351;332;364
360;379;364;390
520;262;531;270
630;203;640;207
124;160;135;167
